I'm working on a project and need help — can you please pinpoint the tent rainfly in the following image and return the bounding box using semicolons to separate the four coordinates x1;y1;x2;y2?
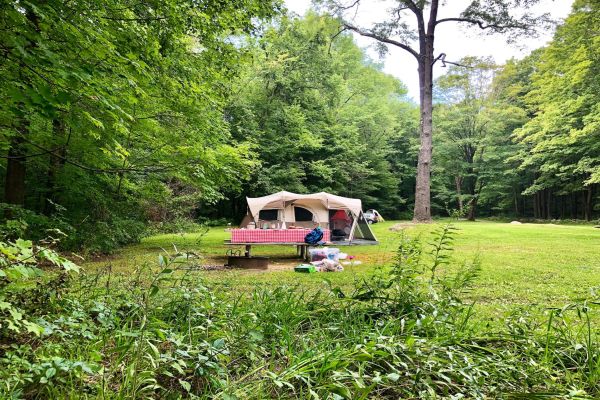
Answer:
239;191;377;243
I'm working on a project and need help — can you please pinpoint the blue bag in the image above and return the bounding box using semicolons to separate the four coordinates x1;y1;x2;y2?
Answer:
304;227;324;245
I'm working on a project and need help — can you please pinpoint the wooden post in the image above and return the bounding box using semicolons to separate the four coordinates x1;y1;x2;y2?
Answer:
245;245;252;257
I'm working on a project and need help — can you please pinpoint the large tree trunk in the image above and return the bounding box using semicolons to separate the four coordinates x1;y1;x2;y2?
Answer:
4;128;27;207
413;53;434;222
4;7;40;210
44;119;67;215
467;197;478;221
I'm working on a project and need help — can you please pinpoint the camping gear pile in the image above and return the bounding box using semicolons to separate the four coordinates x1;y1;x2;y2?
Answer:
304;248;344;272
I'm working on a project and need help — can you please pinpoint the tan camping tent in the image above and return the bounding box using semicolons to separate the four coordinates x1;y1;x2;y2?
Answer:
240;191;377;242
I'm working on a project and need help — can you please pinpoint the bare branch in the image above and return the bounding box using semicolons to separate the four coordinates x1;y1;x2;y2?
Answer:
435;17;525;31
427;0;439;36
343;23;419;59
432;53;472;68
0;147;64;160
136;113;182;120
22;137;173;174
403;0;425;36
328;27;346;56
403;0;420;13
340;0;360;10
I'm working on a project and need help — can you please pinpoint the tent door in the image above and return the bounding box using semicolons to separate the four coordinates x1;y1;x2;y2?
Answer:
329;209;353;242
352;211;377;241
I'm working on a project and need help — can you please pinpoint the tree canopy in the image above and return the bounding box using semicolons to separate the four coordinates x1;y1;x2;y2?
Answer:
0;0;598;252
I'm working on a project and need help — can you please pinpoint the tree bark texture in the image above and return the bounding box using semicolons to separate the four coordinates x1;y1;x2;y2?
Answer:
4;129;27;207
413;2;437;222
413;58;433;222
455;176;463;212
44;118;68;215
467;197;478;221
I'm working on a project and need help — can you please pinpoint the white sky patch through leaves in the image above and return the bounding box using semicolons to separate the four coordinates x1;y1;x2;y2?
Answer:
284;0;574;100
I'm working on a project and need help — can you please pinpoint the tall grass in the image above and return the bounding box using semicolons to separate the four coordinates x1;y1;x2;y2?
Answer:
1;225;599;398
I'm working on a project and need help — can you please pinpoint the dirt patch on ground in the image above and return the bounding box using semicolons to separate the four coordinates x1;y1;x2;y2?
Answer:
264;259;299;271
389;222;417;231
203;255;299;272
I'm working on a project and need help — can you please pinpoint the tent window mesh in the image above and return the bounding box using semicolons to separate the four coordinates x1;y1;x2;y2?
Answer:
258;209;278;220
294;207;313;221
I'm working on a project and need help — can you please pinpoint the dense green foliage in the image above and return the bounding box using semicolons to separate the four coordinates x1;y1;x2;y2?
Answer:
2;226;600;398
512;0;600;220
0;0;282;251
431;0;599;220
1;0;598;249
432;57;526;219
216;14;419;220
1;2;599;397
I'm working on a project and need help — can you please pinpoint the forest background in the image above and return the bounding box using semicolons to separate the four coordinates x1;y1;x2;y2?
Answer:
1;0;598;252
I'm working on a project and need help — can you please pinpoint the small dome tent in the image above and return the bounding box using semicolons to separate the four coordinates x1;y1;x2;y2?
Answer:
239;191;377;244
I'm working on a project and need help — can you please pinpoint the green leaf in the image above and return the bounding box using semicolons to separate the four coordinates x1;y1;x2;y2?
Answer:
45;367;57;379
179;379;191;392
24;320;45;336
386;372;400;382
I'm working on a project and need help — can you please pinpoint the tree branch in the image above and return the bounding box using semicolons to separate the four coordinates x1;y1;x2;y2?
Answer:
328;27;346;56
340;0;360;10
402;0;425;40
343;23;419;59
432;53;471;68
0;147;64;160
435;17;524;31
22;137;173;174
99;16;167;21
427;0;439;37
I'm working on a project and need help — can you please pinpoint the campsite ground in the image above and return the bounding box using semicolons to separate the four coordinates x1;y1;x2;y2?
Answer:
85;219;600;323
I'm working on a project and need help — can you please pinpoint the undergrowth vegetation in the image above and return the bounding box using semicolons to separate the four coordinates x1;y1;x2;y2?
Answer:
2;226;599;398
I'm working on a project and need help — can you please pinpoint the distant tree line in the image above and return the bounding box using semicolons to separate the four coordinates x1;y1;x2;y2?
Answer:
431;0;599;221
211;1;599;223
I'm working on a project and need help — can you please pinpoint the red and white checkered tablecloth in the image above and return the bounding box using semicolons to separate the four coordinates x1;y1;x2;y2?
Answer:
231;229;330;243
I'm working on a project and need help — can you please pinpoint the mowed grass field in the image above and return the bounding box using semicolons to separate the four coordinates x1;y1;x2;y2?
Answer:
86;220;600;322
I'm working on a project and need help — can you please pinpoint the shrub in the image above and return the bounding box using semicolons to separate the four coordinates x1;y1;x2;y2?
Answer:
146;217;205;235
0;204;146;254
196;216;232;227
1;226;599;398
0;237;79;339
0;203;75;243
69;217;146;254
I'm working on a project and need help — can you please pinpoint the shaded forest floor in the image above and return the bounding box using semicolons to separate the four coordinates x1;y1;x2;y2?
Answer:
85;219;600;324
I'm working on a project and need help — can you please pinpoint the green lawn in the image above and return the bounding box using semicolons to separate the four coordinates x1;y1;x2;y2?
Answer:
86;220;600;321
